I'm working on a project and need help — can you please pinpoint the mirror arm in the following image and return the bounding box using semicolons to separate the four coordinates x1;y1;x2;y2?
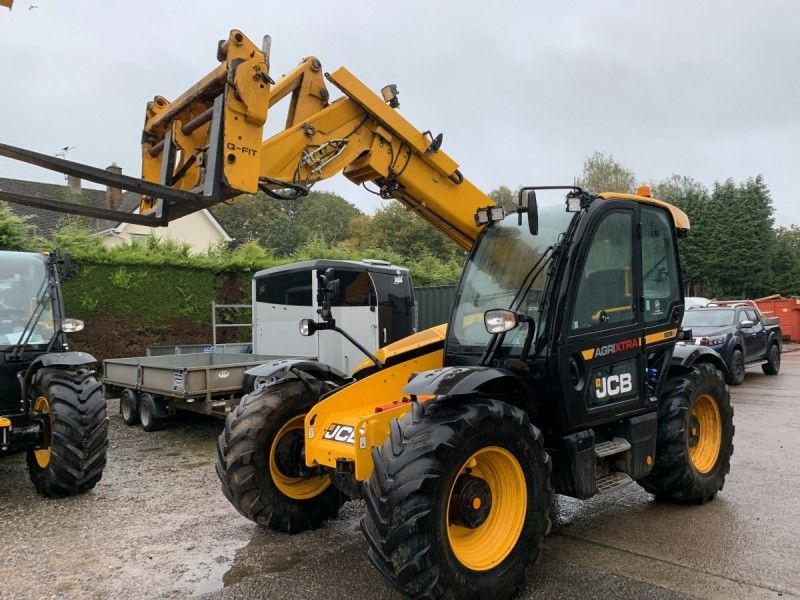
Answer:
331;325;384;370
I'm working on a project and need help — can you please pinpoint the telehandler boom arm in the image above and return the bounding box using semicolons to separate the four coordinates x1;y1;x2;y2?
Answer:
0;29;494;251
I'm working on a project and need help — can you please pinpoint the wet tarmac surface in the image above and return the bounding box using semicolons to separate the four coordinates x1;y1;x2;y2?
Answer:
1;351;798;599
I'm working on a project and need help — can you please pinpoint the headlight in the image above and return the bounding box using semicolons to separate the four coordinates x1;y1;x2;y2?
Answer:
698;335;726;347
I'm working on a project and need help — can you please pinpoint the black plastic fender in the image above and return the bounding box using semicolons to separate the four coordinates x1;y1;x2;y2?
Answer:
671;344;731;384
245;359;351;388
404;366;536;413
30;351;97;371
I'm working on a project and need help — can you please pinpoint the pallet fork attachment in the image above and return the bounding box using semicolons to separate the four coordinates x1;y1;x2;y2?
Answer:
0;29;271;226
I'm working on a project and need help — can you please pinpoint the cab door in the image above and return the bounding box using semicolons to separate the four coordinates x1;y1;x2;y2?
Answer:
555;203;646;430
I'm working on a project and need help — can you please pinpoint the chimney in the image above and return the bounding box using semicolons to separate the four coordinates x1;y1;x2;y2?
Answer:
67;175;81;194
105;163;123;210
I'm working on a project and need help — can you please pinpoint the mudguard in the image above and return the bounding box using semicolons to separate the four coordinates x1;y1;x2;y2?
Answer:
29;351;97;372
245;358;351;385
404;366;531;398
671;344;731;384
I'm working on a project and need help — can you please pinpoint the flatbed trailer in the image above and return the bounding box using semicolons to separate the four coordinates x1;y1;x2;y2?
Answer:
103;353;275;426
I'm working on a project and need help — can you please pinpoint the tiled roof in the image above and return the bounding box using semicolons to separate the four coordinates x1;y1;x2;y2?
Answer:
0;177;140;238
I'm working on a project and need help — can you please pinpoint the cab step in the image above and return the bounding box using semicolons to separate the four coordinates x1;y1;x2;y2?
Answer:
596;471;633;494
594;437;631;458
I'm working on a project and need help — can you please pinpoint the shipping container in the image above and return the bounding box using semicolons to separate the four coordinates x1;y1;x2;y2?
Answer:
755;296;800;342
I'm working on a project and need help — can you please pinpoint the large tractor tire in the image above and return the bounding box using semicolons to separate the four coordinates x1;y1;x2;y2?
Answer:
639;363;733;503
216;379;344;533
762;343;780;375
26;367;108;497
362;398;552;600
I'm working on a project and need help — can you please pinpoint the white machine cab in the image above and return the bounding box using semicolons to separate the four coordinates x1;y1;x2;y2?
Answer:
251;259;415;375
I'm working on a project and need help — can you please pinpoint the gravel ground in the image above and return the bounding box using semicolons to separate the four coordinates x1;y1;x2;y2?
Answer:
1;351;799;599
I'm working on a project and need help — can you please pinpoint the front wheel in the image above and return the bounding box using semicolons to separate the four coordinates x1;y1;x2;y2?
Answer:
730;348;745;385
362;398;552;599
120;389;139;426
639;363;733;503
762;343;780;375
26;368;108;497
216;380;343;533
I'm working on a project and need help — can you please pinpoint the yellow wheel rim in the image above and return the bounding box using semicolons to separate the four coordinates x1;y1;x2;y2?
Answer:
32;396;51;469
446;446;527;571
688;394;722;474
268;415;330;500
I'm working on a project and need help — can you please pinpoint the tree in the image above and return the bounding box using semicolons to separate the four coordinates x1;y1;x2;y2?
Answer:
212;190;362;257
0;201;35;251
488;185;518;213
771;227;800;296
576;152;636;195
355;201;464;262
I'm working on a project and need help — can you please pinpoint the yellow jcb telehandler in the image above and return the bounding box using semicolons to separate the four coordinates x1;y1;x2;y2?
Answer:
0;30;734;600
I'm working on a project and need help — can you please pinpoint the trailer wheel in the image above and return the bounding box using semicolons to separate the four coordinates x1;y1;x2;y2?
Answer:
138;393;165;432
26;367;108;497
639;363;733;503
362;398;552;599
120;389;139;426
762;343;780;375
216;380;344;533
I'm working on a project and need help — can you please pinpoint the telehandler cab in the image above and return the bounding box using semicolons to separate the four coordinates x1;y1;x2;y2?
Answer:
0;29;732;599
0;251;107;497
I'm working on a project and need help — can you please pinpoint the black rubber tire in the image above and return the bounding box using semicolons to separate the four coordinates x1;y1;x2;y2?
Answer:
26;368;108;497
120;389;139;426
762;343;780;375
138;393;164;432
362;398;553;600
639;363;733;503
216;379;344;534
730;348;745;385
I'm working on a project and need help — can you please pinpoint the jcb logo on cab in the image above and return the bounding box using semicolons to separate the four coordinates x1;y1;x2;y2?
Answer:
595;373;633;399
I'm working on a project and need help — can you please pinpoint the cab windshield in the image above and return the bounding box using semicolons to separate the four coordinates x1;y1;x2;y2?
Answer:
0;251;55;348
448;203;576;353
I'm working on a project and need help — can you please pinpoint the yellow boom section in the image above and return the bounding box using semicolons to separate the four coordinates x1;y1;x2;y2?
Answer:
140;30;493;250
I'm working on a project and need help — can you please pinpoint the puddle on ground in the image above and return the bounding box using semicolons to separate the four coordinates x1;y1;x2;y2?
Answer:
183;529;311;596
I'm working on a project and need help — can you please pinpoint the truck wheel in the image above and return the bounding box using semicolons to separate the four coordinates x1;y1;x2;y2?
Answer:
138;393;164;432
120;389;139;426
762;343;780;375
730;348;745;385
362;398;552;599
26;368;108;497
639;363;733;503
216;380;343;533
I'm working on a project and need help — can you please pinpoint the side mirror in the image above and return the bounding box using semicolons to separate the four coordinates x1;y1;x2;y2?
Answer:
516;189;538;235
317;268;340;323
740;320;755;329
62;318;84;333
484;309;519;334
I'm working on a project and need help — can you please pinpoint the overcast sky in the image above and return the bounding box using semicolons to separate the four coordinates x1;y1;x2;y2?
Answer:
2;1;798;226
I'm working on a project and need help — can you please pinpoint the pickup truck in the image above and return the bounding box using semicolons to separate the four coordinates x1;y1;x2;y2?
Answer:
680;301;782;384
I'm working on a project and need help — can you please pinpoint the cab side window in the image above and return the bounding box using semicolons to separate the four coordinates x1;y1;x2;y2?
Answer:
570;210;635;331
640;206;681;324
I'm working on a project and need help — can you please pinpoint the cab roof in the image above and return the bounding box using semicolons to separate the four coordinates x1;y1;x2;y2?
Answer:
253;259;408;280
598;192;690;230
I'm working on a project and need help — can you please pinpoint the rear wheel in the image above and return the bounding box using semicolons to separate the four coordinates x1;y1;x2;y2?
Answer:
216;380;344;533
120;389;139;426
730;348;745;385
138;393;165;432
362;398;552;599
26;368;108;497
639;363;733;503
762;343;780;375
